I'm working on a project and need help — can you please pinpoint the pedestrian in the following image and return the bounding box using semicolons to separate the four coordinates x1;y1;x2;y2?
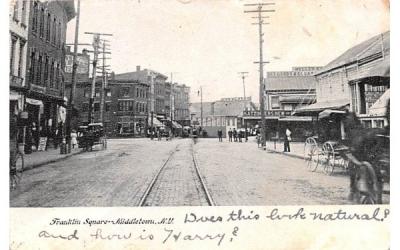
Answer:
245;128;248;142
157;129;161;141
256;133;261;148
228;128;233;142
238;129;243;142
284;127;292;152
71;129;78;149
217;129;223;142
233;128;238;142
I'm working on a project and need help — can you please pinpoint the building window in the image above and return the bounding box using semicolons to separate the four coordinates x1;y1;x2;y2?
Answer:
18;41;25;77
39;8;45;38
95;89;100;97
29;51;36;83
374;120;384;128
10;37;17;75
105;102;111;112
362;120;372;128
94;103;100;112
21;0;27;26
52;18;57;44
57;22;62;47
82;103;89;112
271;96;280;109
50;60;55;87
106;89;111;97
36;55;42;86
46;13;51;41
84;89;90;97
32;2;38;32
44;56;49;85
56;63;60;89
13;0;19;22
120;87;129;97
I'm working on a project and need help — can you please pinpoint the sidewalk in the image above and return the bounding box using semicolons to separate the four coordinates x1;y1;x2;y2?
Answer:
257;138;305;160
22;147;83;171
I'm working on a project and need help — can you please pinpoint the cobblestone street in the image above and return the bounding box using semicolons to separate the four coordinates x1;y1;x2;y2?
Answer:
10;138;370;207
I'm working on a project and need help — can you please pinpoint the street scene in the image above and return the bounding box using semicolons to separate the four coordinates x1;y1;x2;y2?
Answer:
9;0;390;207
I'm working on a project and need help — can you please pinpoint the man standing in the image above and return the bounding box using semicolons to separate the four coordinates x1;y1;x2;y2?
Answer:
284;127;291;152
238;129;243;143
217;129;223;142
228;128;233;142
233;128;238;142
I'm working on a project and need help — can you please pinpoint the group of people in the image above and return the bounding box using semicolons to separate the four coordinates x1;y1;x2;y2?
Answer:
223;128;247;143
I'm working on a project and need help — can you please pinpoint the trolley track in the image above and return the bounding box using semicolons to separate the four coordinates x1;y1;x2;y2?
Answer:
138;140;215;206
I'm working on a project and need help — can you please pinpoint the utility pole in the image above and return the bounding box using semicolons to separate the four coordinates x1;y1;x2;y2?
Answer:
65;0;80;154
99;39;111;123
199;86;203;128
244;2;275;150
238;71;249;141
84;32;112;124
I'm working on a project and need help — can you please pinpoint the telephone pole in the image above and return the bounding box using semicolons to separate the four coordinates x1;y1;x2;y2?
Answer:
244;2;275;150
99;39;112;123
84;32;112;124
65;0;80;154
238;71;249;141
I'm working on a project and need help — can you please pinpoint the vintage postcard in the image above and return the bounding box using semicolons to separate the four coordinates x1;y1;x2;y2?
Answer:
7;0;391;249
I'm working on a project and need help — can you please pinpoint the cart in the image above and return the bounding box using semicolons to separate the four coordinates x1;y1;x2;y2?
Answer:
77;123;107;151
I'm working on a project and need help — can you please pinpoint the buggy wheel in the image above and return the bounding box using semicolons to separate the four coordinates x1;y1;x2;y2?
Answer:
361;194;376;204
322;142;335;175
304;137;319;172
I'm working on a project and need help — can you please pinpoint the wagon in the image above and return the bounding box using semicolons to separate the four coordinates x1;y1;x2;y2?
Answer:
77;123;107;151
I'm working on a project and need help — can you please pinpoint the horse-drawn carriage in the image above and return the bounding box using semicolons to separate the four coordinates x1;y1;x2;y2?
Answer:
77;123;107;151
303;110;389;204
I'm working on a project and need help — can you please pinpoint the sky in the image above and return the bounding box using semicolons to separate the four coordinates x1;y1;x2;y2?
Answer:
65;0;389;103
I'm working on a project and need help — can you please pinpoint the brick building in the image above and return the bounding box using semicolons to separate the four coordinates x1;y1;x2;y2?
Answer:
172;83;190;126
23;0;75;151
295;31;390;140
10;0;31;148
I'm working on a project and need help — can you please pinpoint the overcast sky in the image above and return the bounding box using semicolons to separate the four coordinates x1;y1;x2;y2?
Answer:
66;0;389;103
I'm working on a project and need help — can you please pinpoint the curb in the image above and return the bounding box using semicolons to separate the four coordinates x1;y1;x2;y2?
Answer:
23;150;85;172
267;149;305;160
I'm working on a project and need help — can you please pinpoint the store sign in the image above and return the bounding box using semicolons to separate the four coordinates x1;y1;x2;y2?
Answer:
65;54;90;74
38;137;47;151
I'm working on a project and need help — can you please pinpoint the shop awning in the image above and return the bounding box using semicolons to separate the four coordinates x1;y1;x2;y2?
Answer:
25;98;43;106
279;95;315;104
318;109;346;120
278;116;313;122
148;117;163;127
172;121;182;129
292;99;349;116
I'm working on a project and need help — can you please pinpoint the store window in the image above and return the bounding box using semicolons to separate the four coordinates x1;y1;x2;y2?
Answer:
271;96;280;109
94;102;100;112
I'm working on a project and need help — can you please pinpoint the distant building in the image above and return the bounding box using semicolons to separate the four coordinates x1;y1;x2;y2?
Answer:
172;83;190;126
111;66;168;120
190;97;257;137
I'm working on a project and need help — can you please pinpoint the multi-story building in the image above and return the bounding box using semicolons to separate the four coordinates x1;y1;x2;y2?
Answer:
10;0;31;141
172;83;191;126
244;67;321;141
112;66;168;120
66;77;150;137
295;31;390;140
23;0;75;150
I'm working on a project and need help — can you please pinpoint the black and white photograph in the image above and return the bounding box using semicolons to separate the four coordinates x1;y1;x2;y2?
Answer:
8;0;390;209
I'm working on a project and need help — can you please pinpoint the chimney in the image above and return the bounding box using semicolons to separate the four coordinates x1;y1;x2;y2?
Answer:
136;65;141;72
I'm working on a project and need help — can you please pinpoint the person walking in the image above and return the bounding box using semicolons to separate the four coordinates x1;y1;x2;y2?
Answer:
228;128;233;142
233;128;238;142
238;129;243;142
71;129;78;149
284;127;292;152
217;129;223;142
